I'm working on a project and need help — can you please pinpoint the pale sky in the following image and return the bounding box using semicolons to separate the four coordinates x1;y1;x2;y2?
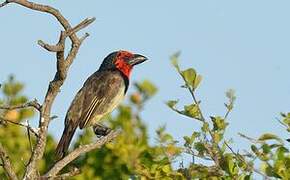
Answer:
1;0;290;162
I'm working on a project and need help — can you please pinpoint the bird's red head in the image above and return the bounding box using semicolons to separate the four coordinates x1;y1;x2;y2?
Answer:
99;50;148;78
114;51;134;77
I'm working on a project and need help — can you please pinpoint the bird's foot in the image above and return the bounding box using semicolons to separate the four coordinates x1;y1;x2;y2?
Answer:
93;124;112;138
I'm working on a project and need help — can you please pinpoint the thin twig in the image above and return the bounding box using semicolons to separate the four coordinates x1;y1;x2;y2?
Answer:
0;99;41;111
224;108;231;120
65;17;96;37
37;40;62;52
238;133;263;144
0;144;18;180
26;120;33;153
44;130;121;178
188;89;206;122
0;116;39;137
80;32;90;44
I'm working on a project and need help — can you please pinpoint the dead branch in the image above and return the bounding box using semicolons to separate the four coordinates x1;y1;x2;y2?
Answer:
0;116;39;137
0;99;41;111
0;144;18;180
44;130;121;178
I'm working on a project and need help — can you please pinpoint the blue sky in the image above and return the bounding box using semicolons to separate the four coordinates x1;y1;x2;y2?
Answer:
1;0;290;163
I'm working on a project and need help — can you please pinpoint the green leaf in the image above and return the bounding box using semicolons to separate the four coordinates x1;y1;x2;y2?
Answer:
183;136;191;145
181;68;196;87
193;75;202;89
166;100;178;109
201;122;209;132
258;133;283;144
183;103;199;119
194;142;206;156
251;145;259;156
261;144;271;154
191;132;200;141
211;116;228;131
213;132;223;143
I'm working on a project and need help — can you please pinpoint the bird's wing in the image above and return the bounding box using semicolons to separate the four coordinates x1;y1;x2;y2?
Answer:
79;71;125;128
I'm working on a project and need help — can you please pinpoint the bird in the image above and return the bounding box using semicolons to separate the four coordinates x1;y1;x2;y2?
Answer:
55;50;148;159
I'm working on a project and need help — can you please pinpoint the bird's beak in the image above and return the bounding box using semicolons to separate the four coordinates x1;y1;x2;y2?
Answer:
128;54;148;66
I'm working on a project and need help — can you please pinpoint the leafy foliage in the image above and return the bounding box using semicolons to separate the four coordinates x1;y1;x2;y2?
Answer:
166;54;289;179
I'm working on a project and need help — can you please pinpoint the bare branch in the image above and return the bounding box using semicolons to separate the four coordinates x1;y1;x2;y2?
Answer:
37;40;62;52
0;99;41;111
0;144;18;180
80;33;90;44
0;116;39;137
65;17;95;37
4;0;95;178
44;130;121;178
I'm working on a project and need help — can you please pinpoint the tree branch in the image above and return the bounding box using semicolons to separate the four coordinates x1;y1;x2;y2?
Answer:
0;0;95;178
0;144;18;180
44;130;121;178
0;116;39;137
0;99;41;111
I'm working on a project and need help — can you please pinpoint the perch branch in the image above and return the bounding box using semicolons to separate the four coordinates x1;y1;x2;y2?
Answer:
44;130;121;178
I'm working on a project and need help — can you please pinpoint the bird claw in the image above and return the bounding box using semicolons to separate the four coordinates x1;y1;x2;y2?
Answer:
93;124;111;138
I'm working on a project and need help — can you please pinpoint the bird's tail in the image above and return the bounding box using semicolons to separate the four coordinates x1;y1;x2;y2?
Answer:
55;124;77;160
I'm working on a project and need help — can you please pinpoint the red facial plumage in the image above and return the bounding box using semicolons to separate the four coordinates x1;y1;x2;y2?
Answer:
114;51;134;78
